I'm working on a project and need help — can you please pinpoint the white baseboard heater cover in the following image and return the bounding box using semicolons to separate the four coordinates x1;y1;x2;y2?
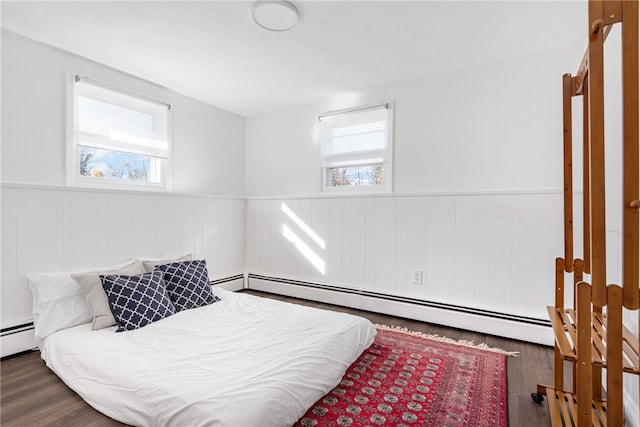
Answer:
247;274;554;346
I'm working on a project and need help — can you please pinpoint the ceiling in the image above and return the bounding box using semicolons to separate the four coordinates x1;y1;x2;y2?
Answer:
1;1;587;117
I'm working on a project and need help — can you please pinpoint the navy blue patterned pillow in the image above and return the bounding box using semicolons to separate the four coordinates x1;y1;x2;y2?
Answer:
100;270;175;332
156;259;219;312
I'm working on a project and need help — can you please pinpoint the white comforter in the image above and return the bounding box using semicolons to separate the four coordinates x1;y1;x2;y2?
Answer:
41;289;376;427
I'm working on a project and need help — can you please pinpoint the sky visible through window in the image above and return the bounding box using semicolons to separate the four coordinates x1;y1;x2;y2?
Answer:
80;147;151;182
330;164;383;186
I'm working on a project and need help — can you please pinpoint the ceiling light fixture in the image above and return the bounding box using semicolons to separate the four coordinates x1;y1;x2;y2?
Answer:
252;0;299;32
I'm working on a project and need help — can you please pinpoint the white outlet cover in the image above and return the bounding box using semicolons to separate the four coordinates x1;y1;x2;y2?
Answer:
411;269;423;284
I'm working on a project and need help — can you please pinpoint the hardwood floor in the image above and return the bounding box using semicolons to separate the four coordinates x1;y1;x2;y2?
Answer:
0;290;554;426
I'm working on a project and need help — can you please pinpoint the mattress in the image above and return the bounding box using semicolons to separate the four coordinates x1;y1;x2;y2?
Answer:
40;289;376;427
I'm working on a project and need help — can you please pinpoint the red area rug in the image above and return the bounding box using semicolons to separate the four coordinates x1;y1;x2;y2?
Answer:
295;326;511;427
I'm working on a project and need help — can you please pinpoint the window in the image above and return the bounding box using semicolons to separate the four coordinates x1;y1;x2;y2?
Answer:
319;103;392;193
69;76;170;190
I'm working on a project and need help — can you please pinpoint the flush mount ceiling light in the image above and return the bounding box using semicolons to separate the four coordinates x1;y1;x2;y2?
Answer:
252;0;299;32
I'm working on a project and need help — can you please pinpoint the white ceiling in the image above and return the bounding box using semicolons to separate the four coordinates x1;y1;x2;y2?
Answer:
1;1;586;117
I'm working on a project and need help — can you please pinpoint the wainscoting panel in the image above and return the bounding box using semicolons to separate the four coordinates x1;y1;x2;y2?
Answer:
1;183;246;338
2;188;19;329
247;191;565;323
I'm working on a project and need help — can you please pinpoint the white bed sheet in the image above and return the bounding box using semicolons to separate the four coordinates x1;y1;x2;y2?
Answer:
40;289;376;427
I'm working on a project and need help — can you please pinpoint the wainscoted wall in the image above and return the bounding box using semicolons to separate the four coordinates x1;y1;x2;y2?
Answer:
246;190;564;339
2;31;246;196
1;183;246;336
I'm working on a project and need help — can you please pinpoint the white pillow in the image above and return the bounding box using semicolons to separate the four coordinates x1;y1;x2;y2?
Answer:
27;259;138;341
71;260;143;330
140;253;192;273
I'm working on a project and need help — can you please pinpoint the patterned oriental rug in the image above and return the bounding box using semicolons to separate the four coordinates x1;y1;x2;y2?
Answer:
295;325;515;427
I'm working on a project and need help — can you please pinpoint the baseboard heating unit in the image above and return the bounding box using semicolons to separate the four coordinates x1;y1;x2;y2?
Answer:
247;274;553;346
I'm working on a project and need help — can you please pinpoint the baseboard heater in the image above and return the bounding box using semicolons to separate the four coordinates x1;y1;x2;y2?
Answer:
210;274;245;289
1;322;34;338
247;273;554;345
1;322;36;359
248;274;549;326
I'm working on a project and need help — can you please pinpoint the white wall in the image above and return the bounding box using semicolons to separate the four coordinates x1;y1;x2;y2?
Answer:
1;183;246;331
246;46;582;198
0;32;248;352
245;46;583;323
1;30;246;196
247;192;562;329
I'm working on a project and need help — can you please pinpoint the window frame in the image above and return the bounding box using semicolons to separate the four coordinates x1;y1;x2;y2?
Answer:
66;74;172;191
318;103;393;194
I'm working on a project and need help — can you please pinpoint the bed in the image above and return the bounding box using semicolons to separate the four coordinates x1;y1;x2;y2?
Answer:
39;287;376;427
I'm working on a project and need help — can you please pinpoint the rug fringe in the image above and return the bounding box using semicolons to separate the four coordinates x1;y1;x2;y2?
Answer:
375;324;519;357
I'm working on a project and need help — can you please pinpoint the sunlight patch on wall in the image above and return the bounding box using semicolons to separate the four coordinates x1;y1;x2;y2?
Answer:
282;224;326;275
281;203;326;250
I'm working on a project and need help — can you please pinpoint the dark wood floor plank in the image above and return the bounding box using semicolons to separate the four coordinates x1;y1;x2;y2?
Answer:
1;290;553;426
1;351;126;426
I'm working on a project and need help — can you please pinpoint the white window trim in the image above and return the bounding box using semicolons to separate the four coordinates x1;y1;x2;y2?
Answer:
319;102;393;194
65;72;172;192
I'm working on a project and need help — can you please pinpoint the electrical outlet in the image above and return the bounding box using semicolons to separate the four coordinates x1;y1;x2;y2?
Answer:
411;269;423;284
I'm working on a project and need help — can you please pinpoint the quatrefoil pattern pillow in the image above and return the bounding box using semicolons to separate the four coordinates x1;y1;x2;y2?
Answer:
157;259;219;312
100;270;176;332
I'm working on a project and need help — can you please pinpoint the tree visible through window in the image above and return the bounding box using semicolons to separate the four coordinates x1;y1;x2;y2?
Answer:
329;164;384;187
79;147;150;180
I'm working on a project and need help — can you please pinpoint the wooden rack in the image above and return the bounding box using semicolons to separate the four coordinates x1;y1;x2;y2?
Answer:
532;1;639;426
